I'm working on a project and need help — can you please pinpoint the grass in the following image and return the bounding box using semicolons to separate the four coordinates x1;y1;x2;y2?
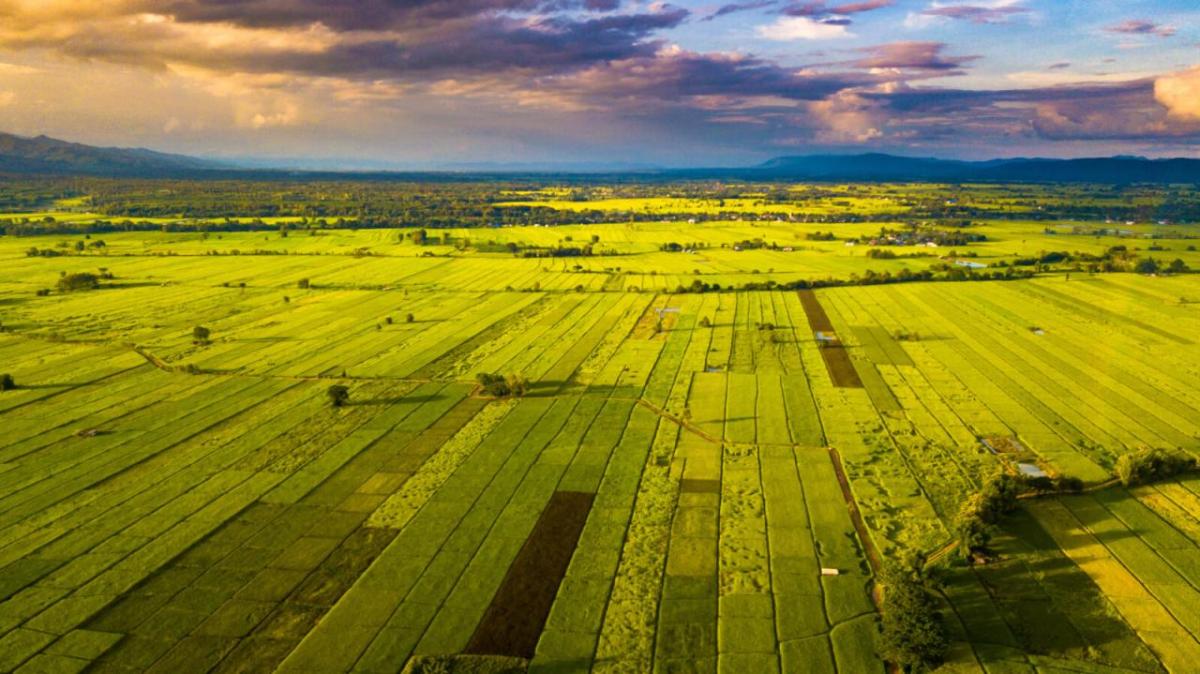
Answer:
1;190;1199;672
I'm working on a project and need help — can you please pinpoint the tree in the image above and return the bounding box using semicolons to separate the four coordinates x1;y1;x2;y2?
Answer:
327;384;350;408
1116;447;1196;486
878;557;949;671
0;374;15;391
954;499;994;559
297;278;310;289
56;272;99;292
476;372;528;398
406;313;415;323
1135;257;1161;275
953;470;1023;560
192;326;211;344
1167;259;1190;274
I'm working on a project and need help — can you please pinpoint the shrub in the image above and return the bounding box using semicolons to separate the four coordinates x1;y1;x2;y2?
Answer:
1053;475;1084;493
878;556;948;670
1115;447;1196;487
1135;257;1161;275
0;373;15;391
56;272;99;292
327;384;350;408
192;326;211;344
975;472;1022;524
699;316;712;328
406;313;415;323
954;499;994;558
954;471;1023;559
476;372;528;398
297;278;310;289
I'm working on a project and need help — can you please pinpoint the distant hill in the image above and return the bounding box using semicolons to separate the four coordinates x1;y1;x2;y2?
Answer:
3;131;1200;183
0;132;225;176
745;153;1200;183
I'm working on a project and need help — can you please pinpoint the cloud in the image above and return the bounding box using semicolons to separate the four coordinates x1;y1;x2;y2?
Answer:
0;0;1197;159
782;0;892;16
0;2;690;81
828;0;893;14
1007;70;1158;87
806;90;884;141
1155;68;1200;119
1106;20;1176;39
704;1;778;21
757;16;851;40
852;41;977;71
920;1;1028;25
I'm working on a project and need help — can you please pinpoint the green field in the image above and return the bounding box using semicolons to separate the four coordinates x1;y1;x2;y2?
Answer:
2;183;1200;673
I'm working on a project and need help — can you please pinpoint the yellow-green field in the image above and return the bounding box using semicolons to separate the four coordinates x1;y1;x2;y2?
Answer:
2;198;1200;673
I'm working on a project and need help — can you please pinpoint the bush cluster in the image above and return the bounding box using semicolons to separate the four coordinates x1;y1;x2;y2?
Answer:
953;472;1022;559
1115;447;1196;487
327;384;350;408
56;272;99;292
476;372;528;398
878;556;948;670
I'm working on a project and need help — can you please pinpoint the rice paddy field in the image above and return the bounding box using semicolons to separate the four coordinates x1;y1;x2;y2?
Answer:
2;190;1200;674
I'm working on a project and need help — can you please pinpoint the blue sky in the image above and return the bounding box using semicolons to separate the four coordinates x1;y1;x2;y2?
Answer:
0;0;1196;167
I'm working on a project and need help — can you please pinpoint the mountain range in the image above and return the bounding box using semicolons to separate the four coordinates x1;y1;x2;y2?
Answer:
2;131;1199;183
0;132;225;176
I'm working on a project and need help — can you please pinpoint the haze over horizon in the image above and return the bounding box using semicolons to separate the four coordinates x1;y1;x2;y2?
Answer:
1;0;1199;169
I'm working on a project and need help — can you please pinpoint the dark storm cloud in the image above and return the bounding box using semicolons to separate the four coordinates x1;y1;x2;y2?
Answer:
305;9;688;76
17;3;688;80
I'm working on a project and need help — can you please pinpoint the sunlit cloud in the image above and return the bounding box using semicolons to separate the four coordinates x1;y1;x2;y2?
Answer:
0;0;1195;162
757;16;852;40
1156;68;1200;119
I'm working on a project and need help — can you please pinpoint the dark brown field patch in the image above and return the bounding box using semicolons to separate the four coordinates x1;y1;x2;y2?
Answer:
818;345;864;388
797;289;834;333
799;291;864;388
679;479;721;494
464;491;595;659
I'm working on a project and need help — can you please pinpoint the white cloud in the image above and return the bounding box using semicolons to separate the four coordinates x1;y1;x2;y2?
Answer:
757;17;851;41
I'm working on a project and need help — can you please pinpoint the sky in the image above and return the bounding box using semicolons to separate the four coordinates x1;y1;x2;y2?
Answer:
0;0;1198;168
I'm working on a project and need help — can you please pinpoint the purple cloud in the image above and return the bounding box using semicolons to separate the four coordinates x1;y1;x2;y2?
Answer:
922;3;1029;24
852;41;978;71
704;0;779;21
1106;20;1176;39
783;0;893;17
